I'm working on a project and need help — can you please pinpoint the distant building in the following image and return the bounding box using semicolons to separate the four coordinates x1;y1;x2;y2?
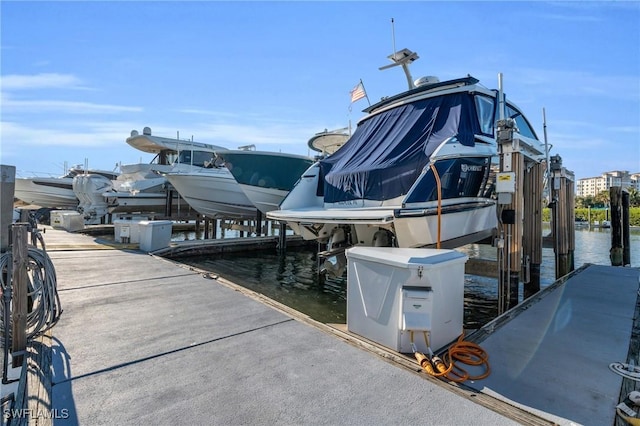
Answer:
631;172;640;191
576;170;638;197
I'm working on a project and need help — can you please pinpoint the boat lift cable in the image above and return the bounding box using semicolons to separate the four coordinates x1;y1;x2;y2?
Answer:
410;331;490;383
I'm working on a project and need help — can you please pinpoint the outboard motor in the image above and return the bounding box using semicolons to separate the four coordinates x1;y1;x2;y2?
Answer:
321;226;351;278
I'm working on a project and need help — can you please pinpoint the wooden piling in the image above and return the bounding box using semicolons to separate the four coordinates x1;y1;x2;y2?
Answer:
0;165;14;383
610;186;623;266
566;172;576;271
204;218;210;240
256;210;263;236
0;165;16;253
164;188;173;217
496;118;525;314
522;162;544;298
501;151;524;312
551;156;575;278
11;223;28;368
493;107;557;305
622;189;631;266
277;222;287;252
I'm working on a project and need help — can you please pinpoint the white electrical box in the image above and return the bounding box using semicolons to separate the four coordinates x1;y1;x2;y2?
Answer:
346;247;467;354
496;172;516;193
114;220;142;243
61;212;84;232
401;288;433;331
139;220;172;252
50;210;79;229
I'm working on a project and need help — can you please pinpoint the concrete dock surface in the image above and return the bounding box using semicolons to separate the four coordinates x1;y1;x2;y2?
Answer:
16;226;640;425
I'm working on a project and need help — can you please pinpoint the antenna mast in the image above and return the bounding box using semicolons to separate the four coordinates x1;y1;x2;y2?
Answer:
391;18;396;54
379;18;419;90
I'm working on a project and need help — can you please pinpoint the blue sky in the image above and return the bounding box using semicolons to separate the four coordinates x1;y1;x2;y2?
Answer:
2;1;639;181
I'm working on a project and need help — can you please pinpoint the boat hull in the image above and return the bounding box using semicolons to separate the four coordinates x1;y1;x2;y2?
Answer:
270;198;496;248
393;199;497;248
107;192;184;214
14;178;78;208
219;150;314;214
165;169;257;219
236;184;288;215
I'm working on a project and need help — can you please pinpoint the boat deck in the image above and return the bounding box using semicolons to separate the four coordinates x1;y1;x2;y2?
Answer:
9;226;639;425
267;207;395;224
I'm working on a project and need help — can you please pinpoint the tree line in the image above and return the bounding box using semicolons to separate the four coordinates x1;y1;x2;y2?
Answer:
575;188;640;208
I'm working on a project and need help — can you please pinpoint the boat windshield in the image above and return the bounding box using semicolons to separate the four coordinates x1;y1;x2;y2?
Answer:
175;150;216;168
475;95;539;140
503;105;538;139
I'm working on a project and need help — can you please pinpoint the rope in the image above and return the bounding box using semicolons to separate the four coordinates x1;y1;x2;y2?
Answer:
609;362;640;381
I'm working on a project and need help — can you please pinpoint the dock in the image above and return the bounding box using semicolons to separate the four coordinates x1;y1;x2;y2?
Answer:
8;227;640;425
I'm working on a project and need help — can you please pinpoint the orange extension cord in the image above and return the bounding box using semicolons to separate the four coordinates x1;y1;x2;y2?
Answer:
412;332;491;383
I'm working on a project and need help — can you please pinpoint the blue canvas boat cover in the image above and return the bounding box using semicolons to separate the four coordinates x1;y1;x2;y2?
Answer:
320;92;484;203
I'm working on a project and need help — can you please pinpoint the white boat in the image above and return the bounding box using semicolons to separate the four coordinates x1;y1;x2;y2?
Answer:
15;166;119;209
307;128;350;156
164;166;257;219
216;141;330;214
267;48;545;274
73;127;226;223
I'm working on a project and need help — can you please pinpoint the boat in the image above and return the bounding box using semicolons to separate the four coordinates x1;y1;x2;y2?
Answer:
15;165;119;209
215;136;344;214
73;127;226;223
267;48;545;275
307;128;350;156
163;165;257;219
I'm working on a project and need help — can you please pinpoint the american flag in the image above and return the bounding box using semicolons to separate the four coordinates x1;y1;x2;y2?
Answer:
350;81;367;103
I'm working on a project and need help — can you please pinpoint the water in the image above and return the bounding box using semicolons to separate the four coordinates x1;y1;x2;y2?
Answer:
175;225;640;328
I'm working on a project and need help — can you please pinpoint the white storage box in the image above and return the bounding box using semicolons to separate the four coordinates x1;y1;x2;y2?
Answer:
346;247;468;354
50;210;79;229
113;220;143;244
139;220;172;252
61;212;84;232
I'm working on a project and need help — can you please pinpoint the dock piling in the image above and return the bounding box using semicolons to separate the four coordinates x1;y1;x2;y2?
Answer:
622;189;631;266
610;186;630;266
495;114;546;313
11;223;28;368
0;165;16;254
256;210;263;236
550;155;575;279
523;161;544;298
277;222;287;252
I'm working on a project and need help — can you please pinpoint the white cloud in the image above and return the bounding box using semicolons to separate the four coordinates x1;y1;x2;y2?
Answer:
533;13;601;23
3;97;143;114
2;73;87;90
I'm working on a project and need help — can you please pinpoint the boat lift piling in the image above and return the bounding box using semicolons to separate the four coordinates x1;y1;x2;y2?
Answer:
496;119;524;312
522;160;545;298
494;78;547;313
549;155;576;278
